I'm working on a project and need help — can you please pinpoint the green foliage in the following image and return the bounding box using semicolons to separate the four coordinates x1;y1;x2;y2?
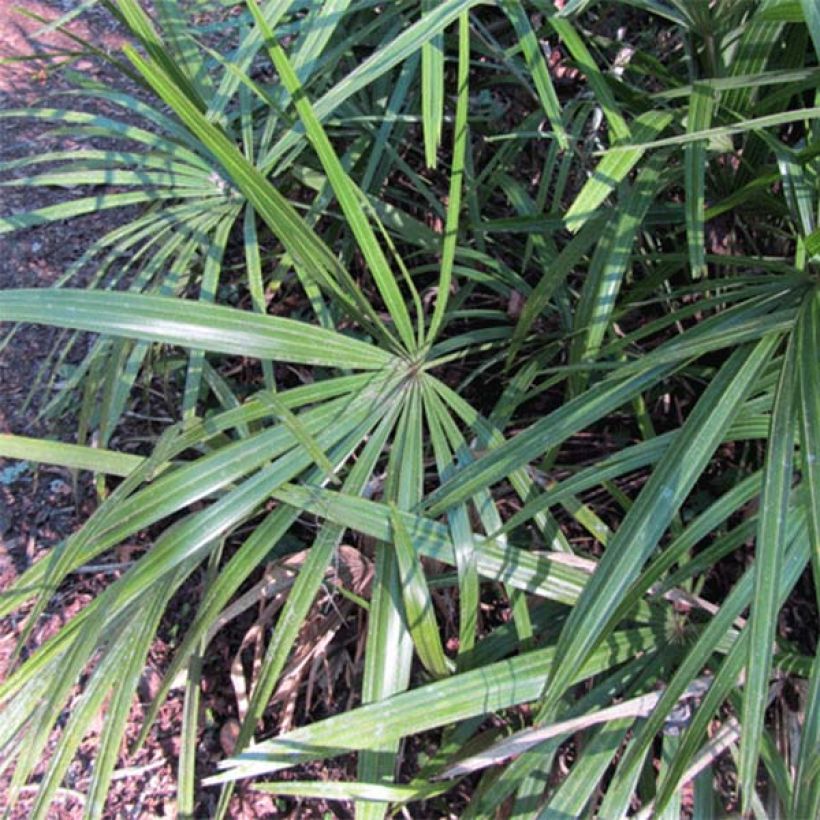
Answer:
0;0;818;816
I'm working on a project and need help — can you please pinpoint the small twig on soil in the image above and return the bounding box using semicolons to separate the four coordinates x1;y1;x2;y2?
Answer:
109;757;165;780
17;785;85;803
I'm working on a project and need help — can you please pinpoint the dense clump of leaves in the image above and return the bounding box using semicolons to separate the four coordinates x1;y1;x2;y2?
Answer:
0;0;818;817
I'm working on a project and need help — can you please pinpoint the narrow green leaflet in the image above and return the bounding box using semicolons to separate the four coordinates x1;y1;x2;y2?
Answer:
0;434;142;477
390;503;454;677
210;407;403;818
800;0;820;60
124;46;397;348
182;215;236;418
792;652;820;818
569;152;666;386
796;289;820;603
500;0;569;149
564;110;673;232
421;0;445;167
0;289;393;370
0;169;213;191
508;215;603;362
625;107;820;151
254;780;446;803
759;0;806;24
427;11;470;344
83;583;175;820
260;0;490;172
265;483;591;606
772;137;817;237
114;0;206;111
0;190;201;235
649;522;811;816
739;331;798;809
246;0;417;352
544;9;630;142
721;7;783;114
425;362;677;515
0;377;386;623
26;590;169;820
539;718;634;816
420;378;480;660
257;391;340;483
543;336;779;711
211;628;661;782
807;228;820;259
356;384;421;819
153;0;211;97
206;0;292;118
685;83;715;279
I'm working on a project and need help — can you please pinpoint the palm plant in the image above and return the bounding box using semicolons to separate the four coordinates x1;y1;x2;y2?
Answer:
0;0;818;817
